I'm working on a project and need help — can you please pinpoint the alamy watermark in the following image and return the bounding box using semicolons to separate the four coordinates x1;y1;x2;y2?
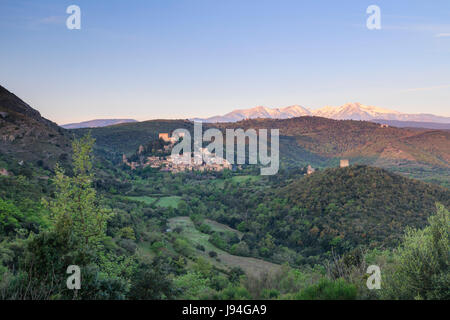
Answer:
170;122;279;175
66;5;380;31
366;5;381;30
366;265;381;289
66;5;81;30
66;265;81;290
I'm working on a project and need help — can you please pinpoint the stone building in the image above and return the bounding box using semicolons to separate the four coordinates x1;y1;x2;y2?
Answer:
306;165;315;175
158;133;170;142
340;159;349;168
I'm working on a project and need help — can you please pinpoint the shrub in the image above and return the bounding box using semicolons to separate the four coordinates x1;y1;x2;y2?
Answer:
173;238;192;257
196;244;205;251
382;204;449;300
293;278;357;300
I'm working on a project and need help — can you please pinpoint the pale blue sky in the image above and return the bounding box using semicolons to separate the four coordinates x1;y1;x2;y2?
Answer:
0;0;449;124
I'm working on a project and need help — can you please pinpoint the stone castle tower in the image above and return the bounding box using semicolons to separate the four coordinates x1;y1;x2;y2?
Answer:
340;159;349;168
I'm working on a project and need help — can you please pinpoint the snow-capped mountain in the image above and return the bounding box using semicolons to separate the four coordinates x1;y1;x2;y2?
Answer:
191;105;311;123
313;103;401;121
192;102;450;124
313;102;450;123
281;105;313;118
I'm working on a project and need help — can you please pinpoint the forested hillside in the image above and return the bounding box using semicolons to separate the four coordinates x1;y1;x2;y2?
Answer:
0;86;448;300
186;165;449;265
212;118;449;168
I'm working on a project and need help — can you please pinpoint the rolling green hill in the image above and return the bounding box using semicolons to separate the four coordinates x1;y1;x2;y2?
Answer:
212;117;450;169
196;165;449;264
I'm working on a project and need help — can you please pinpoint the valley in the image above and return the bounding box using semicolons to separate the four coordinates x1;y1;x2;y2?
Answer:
0;85;448;300
2;0;449;303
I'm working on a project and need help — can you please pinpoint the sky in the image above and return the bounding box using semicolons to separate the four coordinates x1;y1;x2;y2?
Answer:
0;0;449;124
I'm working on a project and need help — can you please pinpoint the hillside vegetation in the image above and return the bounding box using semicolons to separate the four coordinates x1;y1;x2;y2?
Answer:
192;165;449;265
212;117;449;168
0;86;71;169
0;85;448;300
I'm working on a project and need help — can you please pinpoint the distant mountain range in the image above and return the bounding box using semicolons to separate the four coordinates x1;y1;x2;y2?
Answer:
61;103;449;129
372;119;450;130
61;119;138;129
191;105;311;123
191;102;450;124
1;84;448;186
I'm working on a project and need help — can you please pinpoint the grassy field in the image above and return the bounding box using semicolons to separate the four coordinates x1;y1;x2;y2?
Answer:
208;175;261;189
168;216;280;276
230;175;261;184
204;219;244;240
157;196;182;208
123;195;181;208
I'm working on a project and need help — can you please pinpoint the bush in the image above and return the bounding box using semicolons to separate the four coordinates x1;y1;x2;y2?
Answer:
196;244;205;252
151;241;164;253
198;223;212;234
382;204;449;300
230;242;250;256
218;285;251;300
173;238;192;257
293;278;357;300
128;262;175;300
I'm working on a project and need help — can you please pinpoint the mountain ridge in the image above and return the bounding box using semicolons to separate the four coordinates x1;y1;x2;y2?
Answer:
61;119;138;129
192;102;450;124
0;85;71;167
191;105;311;123
371;119;450;130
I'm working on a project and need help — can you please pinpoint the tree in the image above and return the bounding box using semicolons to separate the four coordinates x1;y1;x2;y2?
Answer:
118;226;136;240
128;261;175;300
16;134;113;299
43;133;110;253
383;204;449;300
0;199;22;234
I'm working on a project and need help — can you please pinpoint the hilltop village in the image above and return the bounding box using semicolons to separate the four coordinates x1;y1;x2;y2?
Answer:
122;132;232;173
122;132;351;175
